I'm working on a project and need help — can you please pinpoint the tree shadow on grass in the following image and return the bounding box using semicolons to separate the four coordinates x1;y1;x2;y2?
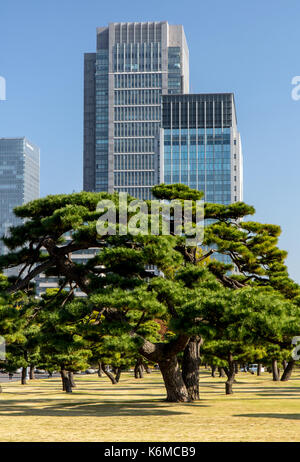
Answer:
76;380;164;387
234;413;300;421
0;399;208;417
2;383;163;396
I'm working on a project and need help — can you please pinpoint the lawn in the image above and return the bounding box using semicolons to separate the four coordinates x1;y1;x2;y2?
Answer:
0;369;300;442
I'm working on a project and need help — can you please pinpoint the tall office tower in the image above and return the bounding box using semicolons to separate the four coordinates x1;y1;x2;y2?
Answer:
0;137;40;255
159;93;243;267
84;21;189;199
159;93;243;204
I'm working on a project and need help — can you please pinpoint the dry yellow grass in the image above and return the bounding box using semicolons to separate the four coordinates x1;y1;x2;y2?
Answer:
0;369;300;442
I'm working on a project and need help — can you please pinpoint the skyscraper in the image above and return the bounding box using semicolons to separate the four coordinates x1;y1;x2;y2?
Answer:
159;92;243;267
84;21;189;199
159;93;243;204
0;137;40;255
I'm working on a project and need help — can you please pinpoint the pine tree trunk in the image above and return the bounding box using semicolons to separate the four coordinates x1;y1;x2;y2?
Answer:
158;356;189;402
281;360;295;381
182;337;200;401
60;370;66;391
272;359;280;381
102;364;117;384
218;367;226;377
64;377;72;393
211;365;217;377
134;359;144;379
60;369;72;392
139;334;190;402
134;364;139;379
115;367;122;383
225;353;235;395
282;360;287;370
143;362;151;374
257;363;262;376
234;362;239;374
21;367;27;385
68;371;76;388
98;361;104;377
29;365;35;380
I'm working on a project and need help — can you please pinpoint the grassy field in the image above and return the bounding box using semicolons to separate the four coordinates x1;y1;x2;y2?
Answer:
0;369;300;442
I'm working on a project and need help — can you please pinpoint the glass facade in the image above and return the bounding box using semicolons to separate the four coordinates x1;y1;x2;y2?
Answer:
113;42;162;72
84;22;190;199
95;50;109;192
164;128;232;204
160;93;243;268
160;93;243;205
0;138;40;255
168;47;182;94
113;64;162;199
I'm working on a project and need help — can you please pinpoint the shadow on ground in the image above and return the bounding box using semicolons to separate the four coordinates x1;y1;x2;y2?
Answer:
0;399;206;417
235;413;300;420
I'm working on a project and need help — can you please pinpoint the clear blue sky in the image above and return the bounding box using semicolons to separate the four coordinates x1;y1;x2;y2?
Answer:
0;0;299;282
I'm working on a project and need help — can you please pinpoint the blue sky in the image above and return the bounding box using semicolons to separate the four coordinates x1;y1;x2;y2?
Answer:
0;0;299;282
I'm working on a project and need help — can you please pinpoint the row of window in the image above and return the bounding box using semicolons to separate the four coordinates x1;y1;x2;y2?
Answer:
164;134;231;145
96;161;108;171
114;106;161;121
96;95;109;104
113;43;162;73
165;145;231;155
96;123;108;137
114;73;162;89
95;177;108;192
114;154;154;171
206;194;232;201
165;146;231;154
114;137;155;153
114;43;161;54
96;78;109;92
114;89;162;105
165;159;232;168
164;174;231;190
114;22;162;42
163;101;233;129
114;122;160;137
165;163;231;171
168;75;181;89
113;61;161;72
96;63;109;72
96;50;109;73
96;107;108;122
114;170;155;186
164;151;231;160
165;128;231;135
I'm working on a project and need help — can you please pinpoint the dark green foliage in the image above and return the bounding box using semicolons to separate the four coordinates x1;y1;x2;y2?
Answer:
1;185;300;399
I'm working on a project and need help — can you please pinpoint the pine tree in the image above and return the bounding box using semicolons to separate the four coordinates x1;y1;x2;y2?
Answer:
35;289;92;392
184;287;300;394
1;188;299;402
